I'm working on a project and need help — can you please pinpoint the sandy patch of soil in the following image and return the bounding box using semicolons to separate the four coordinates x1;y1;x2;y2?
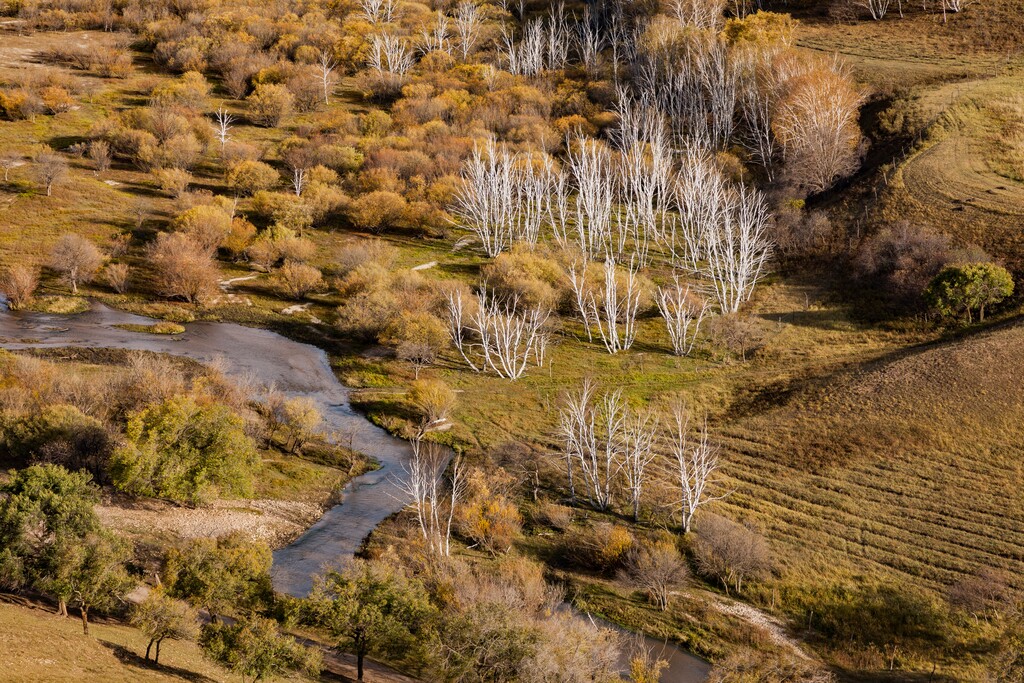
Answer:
97;497;323;546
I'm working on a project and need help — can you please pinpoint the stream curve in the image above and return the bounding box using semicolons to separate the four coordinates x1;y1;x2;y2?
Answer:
0;302;710;682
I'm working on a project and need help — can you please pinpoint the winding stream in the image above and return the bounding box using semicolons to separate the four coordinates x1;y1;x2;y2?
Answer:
0;302;710;682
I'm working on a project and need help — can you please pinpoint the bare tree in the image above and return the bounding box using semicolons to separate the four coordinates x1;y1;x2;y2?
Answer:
451;141;517;257
315;48;338;105
559;379;623;511
657;278;711;357
622;540;688;610
947;567;1011;622
669;0;727;30
366;33;415;96
621;409;658;522
212;106;234;155
452;1;482;61
856;0;893;19
575;6;604;75
445;287;549;380
774;60;863;193
567;258;644;354
501;19;545;76
0;151;20;182
291;167;306;197
395;437;463;556
105;262;130;294
671;405;728;534
418;13;449;55
692;514;772;595
36;152;68;197
702;184;773;313
88;140;111;173
360;0;397;24
50;233;102;294
147;232;219;304
564;137;615;258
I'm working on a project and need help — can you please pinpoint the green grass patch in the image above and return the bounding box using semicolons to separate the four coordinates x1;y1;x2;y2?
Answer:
24;295;90;314
113;322;186;335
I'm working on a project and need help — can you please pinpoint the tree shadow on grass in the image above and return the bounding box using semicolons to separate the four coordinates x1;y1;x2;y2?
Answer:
99;640;219;683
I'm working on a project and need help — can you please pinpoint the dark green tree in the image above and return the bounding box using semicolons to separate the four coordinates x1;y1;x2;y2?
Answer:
925;262;1014;323
163;532;273;620
0;465;131;631
307;559;437;681
200;615;321;683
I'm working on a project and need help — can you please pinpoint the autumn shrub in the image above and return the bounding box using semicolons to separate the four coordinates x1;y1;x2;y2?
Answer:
246;83;294;127
482;247;565;309
561;522;634;572
692;514;773;595
346;190;407;234
457;468;523;555
228;160;278;196
382;310;448;377
172;205;233;254
147;233;220;304
278;260;324;299
1;265;40;309
334;238;397;276
105;263;130;294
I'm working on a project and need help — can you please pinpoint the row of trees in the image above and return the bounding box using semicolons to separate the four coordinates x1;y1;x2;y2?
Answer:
558;380;727;530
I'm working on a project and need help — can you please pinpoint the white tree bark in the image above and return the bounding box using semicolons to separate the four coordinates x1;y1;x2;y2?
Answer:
453;1;482;61
568;258;643;354
445;288;549;380
622;409;658;521
656;278;711;356
670;406;728;534
559;380;625;511
212;107;234;155
396;436;464;556
702;183;773;313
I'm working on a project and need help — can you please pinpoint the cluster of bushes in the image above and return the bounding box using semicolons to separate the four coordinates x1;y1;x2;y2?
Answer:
855;221;1015;322
0;351;267;504
0;68;81;120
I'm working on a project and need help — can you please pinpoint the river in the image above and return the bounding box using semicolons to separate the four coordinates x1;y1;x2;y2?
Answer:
0;301;710;682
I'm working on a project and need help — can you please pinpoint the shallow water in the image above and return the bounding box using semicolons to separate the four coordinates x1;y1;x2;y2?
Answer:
0;302;710;681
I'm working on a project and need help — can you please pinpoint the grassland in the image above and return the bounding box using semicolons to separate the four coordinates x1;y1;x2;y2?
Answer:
0;597;231;683
2;3;1024;679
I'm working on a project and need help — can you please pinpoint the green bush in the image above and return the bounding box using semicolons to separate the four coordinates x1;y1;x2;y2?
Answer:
111;395;259;504
925;262;1014;323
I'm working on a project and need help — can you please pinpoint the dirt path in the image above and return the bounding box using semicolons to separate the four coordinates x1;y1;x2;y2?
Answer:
711;597;809;660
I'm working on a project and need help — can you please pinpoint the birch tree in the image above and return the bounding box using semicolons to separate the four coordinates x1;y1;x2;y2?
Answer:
621;410;658;522
444;288;549;380
857;0;893;20
670;405;728;534
559;380;623;511
774;59;863;193
451;141;517;257
567;258;644;354
669;0;727;30
656;278;711;356
702;184;773;313
453;1;482;61
315;49;338;105
564;137;615;258
212;106;233;155
395;436;463;556
366;33;415;96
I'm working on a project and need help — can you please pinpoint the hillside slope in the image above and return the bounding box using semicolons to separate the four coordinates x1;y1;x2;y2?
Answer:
719;319;1024;591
